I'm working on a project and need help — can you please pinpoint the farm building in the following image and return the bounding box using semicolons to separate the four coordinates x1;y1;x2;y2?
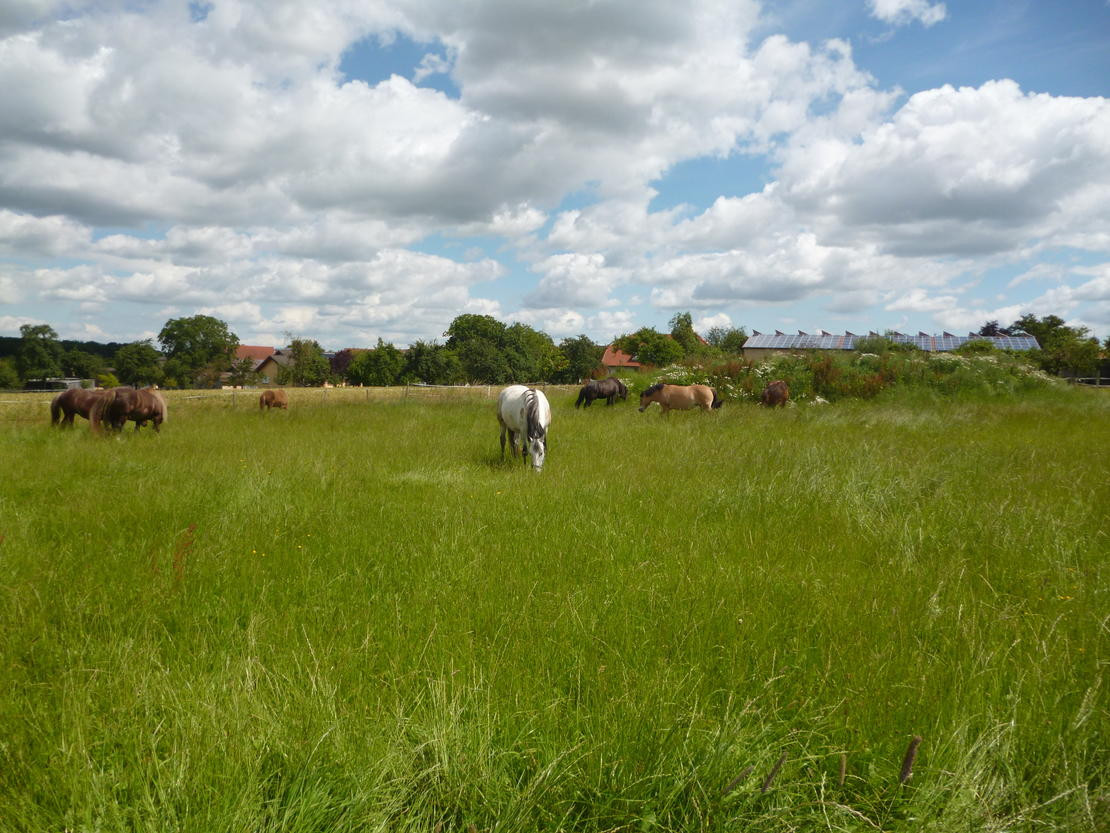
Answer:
254;350;293;384
601;344;642;373
742;331;1040;361
234;345;275;364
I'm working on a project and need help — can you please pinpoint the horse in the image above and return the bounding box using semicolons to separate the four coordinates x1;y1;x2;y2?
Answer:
497;384;552;472
575;376;628;408
90;386;167;433
638;382;721;414
260;389;288;410
50;388;108;427
761;379;790;407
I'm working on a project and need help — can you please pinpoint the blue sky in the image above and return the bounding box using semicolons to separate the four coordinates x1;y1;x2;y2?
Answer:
1;0;1108;349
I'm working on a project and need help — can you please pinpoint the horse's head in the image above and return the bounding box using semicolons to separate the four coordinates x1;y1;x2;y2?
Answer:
638;383;663;412
527;434;546;471
617;379;628;400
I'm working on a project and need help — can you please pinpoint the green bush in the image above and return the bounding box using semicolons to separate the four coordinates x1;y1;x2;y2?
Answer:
640;348;1059;404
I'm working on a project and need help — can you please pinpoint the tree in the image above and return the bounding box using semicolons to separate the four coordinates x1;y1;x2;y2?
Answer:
330;348;363;380
61;349;105;380
502;323;564;382
705;325;748;355
444;314;507;350
556;334;604;382
1010;313;1067;346
17;324;63;383
0;358;19;389
157;315;239;387
614;327;683;367
348;339;405;386
1011;313;1100;377
456;338;511;383
976;320;1014;337
226;357;256;387
668;311;706;356
277;338;330;386
402;340;463;385
113;341;165;387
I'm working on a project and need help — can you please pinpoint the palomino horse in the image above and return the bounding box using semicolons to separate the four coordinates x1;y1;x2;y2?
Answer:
50;388;107;427
260;389;288;410
638;382;721;414
761;380;790;407
90;387;167;433
497;384;552;472
575;376;628;408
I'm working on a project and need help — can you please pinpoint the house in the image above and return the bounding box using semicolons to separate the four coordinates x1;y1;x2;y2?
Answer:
601;344;642;372
742;331;1040;361
254;350;294;384
234;345;275;364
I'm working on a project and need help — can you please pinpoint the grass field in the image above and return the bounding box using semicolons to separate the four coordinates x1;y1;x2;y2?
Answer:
1;387;1107;831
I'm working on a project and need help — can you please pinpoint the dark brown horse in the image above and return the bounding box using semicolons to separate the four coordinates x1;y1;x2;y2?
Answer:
760;380;790;407
50;388;108;427
575;377;628;408
90;387;167;433
259;389;288;410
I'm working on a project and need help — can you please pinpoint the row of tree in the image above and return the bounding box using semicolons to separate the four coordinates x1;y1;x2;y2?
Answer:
1;312;1104;389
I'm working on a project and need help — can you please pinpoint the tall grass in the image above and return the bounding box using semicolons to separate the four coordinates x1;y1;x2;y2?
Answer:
0;387;1106;831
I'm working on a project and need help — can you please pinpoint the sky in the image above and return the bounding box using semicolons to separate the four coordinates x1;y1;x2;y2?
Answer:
1;0;1109;350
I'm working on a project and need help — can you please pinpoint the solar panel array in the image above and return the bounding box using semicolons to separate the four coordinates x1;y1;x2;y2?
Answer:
744;333;1040;352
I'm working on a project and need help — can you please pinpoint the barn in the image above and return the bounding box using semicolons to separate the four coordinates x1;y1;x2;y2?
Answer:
742;331;1040;361
600;344;642;373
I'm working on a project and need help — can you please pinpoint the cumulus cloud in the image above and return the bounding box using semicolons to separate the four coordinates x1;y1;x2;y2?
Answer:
775;80;1110;257
2;1;1109;344
867;0;946;27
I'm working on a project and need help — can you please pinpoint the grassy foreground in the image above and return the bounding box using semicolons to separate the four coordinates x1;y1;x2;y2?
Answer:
0;387;1107;832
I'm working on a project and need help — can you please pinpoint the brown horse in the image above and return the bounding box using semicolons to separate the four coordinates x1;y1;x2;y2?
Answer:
760;380;790;407
638;382;721;414
259;389;288;410
50;388;108;427
90;387;167;433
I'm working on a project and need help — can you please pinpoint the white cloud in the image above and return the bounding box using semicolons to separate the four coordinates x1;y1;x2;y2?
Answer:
2;2;1110;344
867;0;946;28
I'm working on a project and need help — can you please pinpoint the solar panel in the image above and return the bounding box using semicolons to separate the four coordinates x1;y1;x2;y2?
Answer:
740;332;1039;351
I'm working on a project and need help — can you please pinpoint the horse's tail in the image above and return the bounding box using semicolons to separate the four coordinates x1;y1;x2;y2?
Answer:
50;394;62;425
711;388;723;409
575;387;586;408
90;389;115;432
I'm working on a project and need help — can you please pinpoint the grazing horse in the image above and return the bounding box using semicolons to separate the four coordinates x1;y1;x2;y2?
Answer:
90;386;167;433
638;382;721;414
50;388;107;427
761;379;790;407
497;384;552;472
575;376;628;408
259;389;288;410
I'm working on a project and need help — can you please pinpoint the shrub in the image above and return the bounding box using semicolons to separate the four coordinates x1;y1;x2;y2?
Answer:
641;348;1058;404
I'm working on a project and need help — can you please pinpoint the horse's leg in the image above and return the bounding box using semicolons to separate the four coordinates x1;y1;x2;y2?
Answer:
500;424;507;458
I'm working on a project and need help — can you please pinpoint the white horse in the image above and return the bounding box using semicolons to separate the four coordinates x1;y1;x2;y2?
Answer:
497;384;552;472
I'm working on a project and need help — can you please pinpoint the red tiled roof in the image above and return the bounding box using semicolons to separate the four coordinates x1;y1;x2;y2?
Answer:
601;344;641;368
235;345;275;361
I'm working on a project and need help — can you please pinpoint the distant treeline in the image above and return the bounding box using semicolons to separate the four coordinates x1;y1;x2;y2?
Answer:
0;336;125;361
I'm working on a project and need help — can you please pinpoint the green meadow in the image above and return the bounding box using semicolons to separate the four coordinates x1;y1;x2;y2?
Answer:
0;387;1106;832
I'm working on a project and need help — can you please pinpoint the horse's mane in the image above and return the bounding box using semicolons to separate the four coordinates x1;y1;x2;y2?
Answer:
525;389;545;439
148;388;167;420
643;382;664;395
